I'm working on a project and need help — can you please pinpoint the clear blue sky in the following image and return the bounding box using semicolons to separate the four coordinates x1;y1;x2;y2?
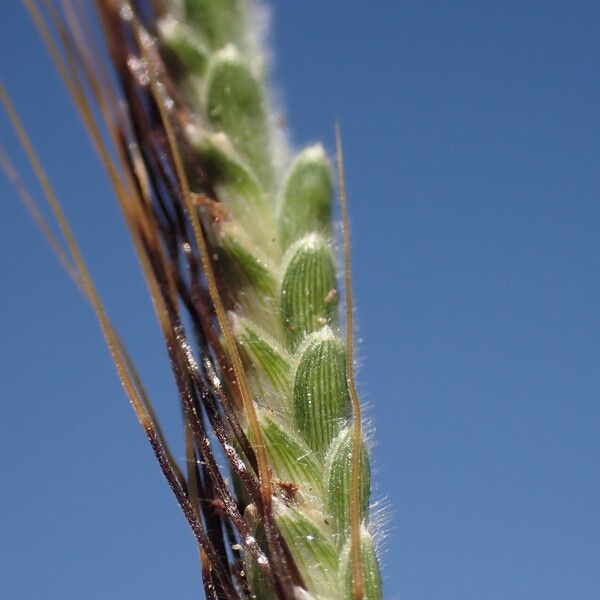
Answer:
1;2;599;599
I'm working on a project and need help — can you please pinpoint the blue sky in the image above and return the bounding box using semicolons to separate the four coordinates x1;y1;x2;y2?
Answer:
1;2;599;599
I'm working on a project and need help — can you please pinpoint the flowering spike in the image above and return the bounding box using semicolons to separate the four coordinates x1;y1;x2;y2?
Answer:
13;0;384;596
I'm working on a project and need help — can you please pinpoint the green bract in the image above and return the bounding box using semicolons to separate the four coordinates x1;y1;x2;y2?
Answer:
341;529;382;600
193;133;266;210
278;144;334;248
326;428;371;540
260;416;322;496
189;131;278;255
275;504;339;595
158;17;208;75
235;318;291;392
206;47;272;188
185;0;245;49
218;223;277;297
293;329;350;456
280;234;338;351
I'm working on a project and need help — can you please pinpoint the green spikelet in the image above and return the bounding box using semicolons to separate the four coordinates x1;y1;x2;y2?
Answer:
158;17;209;75
260;415;322;496
184;0;245;50
206;47;272;188
189;131;277;254
235;318;291;392
326;428;371;541
278;145;334;249
190;133;268;214
293;328;351;456
280;234;338;351
341;529;383;600
275;504;339;595
217;224;277;297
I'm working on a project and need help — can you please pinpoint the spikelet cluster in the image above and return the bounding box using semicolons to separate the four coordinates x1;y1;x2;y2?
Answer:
159;2;381;598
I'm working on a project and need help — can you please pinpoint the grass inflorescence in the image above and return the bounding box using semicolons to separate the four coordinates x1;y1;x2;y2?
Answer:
1;2;382;598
